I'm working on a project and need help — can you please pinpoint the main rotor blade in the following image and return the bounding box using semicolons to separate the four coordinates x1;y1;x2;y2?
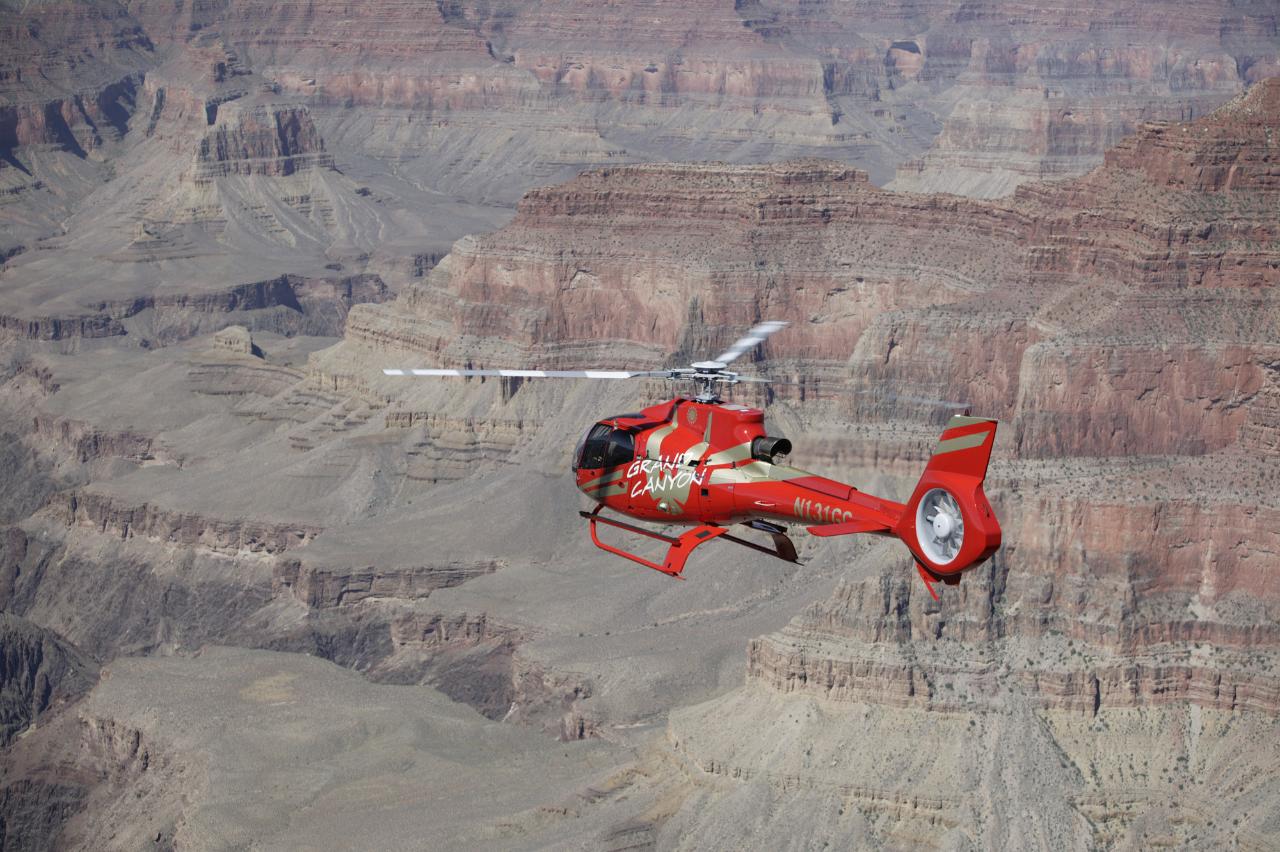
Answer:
713;320;789;366
383;368;666;379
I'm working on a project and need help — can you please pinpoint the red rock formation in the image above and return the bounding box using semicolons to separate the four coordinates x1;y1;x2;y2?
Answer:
336;81;1278;459
1102;80;1280;193
333;160;1027;380
192;101;333;179
0;1;152;155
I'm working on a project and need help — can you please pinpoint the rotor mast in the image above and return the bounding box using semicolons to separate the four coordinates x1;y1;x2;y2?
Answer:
682;321;790;403
687;361;740;403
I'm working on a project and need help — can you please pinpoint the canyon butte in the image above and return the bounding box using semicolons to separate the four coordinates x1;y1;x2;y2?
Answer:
1;1;1279;849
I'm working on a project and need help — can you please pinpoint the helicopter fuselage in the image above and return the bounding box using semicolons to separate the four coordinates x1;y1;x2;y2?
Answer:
385;318;1001;597
573;396;1002;593
575;397;899;528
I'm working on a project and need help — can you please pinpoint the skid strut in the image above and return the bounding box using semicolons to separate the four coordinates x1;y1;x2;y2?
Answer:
915;560;961;601
581;505;800;578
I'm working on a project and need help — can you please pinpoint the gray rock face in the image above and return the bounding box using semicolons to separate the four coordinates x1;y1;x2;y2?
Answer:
0;614;96;746
211;325;259;357
0;780;87;852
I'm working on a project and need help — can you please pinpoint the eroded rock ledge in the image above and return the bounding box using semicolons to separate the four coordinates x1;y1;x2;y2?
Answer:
274;558;499;608
748;569;1280;715
48;490;321;556
0;272;387;343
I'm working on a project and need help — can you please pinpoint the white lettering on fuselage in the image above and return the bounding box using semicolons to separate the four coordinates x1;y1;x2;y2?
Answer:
794;498;854;525
627;457;707;499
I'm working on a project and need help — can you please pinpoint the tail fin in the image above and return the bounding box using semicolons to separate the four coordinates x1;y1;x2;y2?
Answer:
894;416;1002;597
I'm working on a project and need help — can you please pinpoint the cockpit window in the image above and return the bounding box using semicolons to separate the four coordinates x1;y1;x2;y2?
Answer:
604;429;635;467
574;423;635;470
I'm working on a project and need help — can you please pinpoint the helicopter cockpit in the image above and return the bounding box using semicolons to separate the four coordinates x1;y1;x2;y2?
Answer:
572;420;637;471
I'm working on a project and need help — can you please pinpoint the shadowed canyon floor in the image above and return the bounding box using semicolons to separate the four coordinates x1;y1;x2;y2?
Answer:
3;0;1280;843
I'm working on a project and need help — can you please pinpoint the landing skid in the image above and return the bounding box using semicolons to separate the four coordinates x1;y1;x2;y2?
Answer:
581;505;801;578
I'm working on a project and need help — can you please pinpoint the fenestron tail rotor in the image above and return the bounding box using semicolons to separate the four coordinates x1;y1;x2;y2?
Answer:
382;321;791;402
917;488;964;564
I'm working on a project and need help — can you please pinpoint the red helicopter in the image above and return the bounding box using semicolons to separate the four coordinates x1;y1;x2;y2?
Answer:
385;321;1001;598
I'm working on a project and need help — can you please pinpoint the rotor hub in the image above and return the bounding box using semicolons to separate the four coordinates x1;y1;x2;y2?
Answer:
931;511;954;538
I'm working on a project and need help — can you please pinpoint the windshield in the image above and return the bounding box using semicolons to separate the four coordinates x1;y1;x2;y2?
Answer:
573;423;635;471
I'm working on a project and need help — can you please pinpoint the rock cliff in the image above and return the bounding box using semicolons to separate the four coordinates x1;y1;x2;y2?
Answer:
0;614;96;746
